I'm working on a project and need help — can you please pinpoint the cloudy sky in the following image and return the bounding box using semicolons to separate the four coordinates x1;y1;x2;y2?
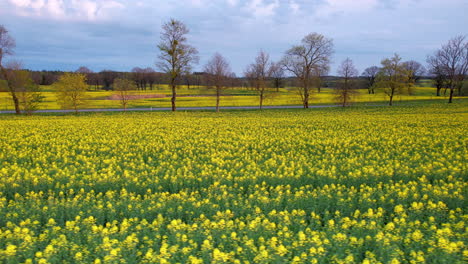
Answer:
1;0;467;75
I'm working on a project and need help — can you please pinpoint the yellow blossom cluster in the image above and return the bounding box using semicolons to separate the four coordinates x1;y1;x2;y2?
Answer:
0;103;466;263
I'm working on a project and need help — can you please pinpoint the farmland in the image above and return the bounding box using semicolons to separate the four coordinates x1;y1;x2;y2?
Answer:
0;101;467;263
0;84;459;112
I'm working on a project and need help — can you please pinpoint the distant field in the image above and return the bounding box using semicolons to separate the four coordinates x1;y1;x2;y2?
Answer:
0;83;463;111
0;101;466;263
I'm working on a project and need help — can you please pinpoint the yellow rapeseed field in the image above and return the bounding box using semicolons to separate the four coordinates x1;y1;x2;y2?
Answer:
0;102;467;263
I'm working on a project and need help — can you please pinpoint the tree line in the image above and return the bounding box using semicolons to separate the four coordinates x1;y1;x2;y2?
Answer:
157;19;467;109
0;21;467;114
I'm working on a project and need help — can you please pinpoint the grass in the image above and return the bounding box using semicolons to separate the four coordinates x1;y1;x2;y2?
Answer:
0;83;463;112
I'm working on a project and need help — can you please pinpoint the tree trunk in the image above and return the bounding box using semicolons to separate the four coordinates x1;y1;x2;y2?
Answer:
216;87;220;112
304;87;309;109
448;87;454;103
171;84;176;111
1;67;21;115
389;88;394;106
12;93;21;115
259;90;263;110
74;104;78;115
436;86;441;96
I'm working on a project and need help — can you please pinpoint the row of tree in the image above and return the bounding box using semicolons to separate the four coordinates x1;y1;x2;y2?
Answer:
54;73;138;114
22;68;165;90
156;19;467;111
1;21;467;114
19;68;233;90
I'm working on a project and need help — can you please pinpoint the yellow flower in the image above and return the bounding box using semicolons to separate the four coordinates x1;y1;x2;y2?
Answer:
411;230;423;241
4;244;17;256
277;244;288;256
188;256;203;264
75;252;83;260
394;205;404;214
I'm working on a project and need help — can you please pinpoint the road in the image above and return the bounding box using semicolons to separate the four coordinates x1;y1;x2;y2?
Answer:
0;105;340;114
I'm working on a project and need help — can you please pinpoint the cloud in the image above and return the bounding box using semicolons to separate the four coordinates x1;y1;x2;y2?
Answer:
315;0;379;17
7;0;124;21
289;0;299;14
226;0;238;7
2;0;467;74
245;0;280;18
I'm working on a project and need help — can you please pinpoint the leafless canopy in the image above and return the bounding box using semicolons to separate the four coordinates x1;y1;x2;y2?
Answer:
281;33;334;108
0;25;22;114
338;58;359;79
426;54;447;96
335;58;359;107
269;61;284;91
76;66;93;74
132;67;157;90
362;66;380;94
204;53;232;86
402;60;426;84
428;35;468;102
244;50;271;109
0;25;16;66
204;52;233;112
157;19;199;111
113;78;137;111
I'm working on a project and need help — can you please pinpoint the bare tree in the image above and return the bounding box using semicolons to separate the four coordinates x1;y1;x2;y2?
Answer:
143;67;156;90
76;66;92;74
429;35;468;103
157;18;199;111
426;55;448;96
131;67;145;90
0;25;22;114
281;33;334;108
228;72;241;88
269;61;284;92
0;25;15;67
100;70;119;90
204;53;233;112
362;66;380;94
29;71;60;86
76;66;94;88
183;73;195;89
114;78;137;111
335;58;359;107
245;51;271;109
313;65;329;93
374;54;411;106
402;60;426;86
87;72;102;90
